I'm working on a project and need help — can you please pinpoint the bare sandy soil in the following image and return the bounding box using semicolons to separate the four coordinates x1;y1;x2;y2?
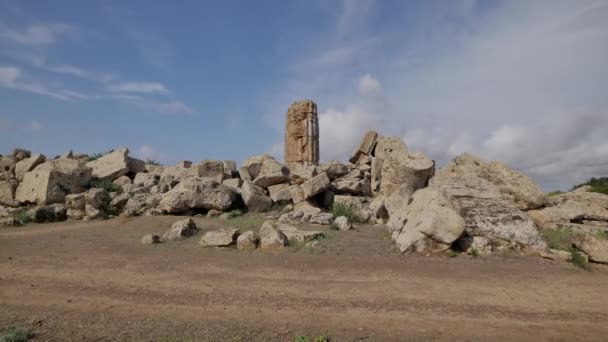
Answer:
1;215;608;341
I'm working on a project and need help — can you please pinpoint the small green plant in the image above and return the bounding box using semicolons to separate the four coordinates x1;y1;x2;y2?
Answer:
569;248;590;271
542;227;574;251
295;337;309;342
331;202;361;223
90;178;121;193
596;230;608;240
547;190;564;197
294;336;330;342
13;209;33;225
469;248;480;258
224;209;243;219
446;249;458;258
145;159;162;166
0;327;33;342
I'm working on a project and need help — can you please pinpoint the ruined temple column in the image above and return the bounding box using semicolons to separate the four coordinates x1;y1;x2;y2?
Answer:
284;100;319;169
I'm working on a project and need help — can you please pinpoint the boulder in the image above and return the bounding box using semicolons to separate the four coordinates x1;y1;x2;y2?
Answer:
309;212;334;225
0;180;17;206
259;220;289;249
145;164;164;175
16;159;92;204
65;193;85;210
528;191;608;233
277;223;324;244
253;158;289;188
237;230;259;250
267;183;291;203
133;173;159;187
572;233;608;264
141;234;161;245
123;193;162;216
176;160;192;168
85;148;130;180
484;161;545;210
289;164;317;184
192;160;225;182
113;175;132;187
200;228;240;247
206;209;222;217
241;154;274;180
374;136;408;160
278;204;322;224
238;166;252;181
540;249;572;262
159;178;236;213
241;180;272;212
222;178;242;190
370;157;382;194
85;188;110;210
27;204;67;223
15;154;46;181
222;160;237;179
0;157;16;181
331;177;371;196
163;218;198;240
349;131;378;163
290;172;330;204
388;188;465;253
319;161;351;180
369;196;388;223
380;151;434;196
430;153;546;251
334;216;352;231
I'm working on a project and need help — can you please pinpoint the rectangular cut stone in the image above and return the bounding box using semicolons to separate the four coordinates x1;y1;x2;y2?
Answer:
349;131;378;163
284;100;319;169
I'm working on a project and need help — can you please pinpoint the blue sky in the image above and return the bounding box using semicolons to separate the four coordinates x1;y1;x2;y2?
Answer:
1;0;607;190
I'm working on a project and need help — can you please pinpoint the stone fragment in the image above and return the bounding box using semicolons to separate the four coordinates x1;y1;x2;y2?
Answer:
113;175;132;187
277;223;324;243
128;157;146;174
200;228;240;247
206;209;222;217
141;234;161;245
380;151;434;196
177;160;192;168
374;136;408;160
159;178;236;213
572;233;608;264
259;220;289;249
222;178;242;190
85;148;130;180
320;161;352;180
309;212;334;225
163;218;199;240
27;204;67;223
241;154;274;180
334;216;352;231
85;188;110;210
222;160;237;178
10;148;31;161
16;160;92;204
15;154;46;181
0;180;17;206
349;130;378;163
192;160;225;182
65;193;85;210
331;177;371;196
253;158;289;188
540;249;572;262
133;173;159;187
0;157;16;181
289;163;317;184
267;183;291;203
291;172;330;204
237;230;259;250
241;180;272;212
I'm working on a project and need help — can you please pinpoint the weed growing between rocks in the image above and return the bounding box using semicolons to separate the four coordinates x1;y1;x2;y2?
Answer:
12;209;32;225
90;178;121;193
469;248;480;258
0;327;33;342
596;230;608;240
294;335;330;342
547;190;564;197
542;227;574;251
330;203;361;223
569;249;590;271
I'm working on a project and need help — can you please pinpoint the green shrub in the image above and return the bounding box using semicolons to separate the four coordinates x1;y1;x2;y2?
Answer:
596;230;608;240
570;249;590;271
446;249;458;258
13;209;33;225
469;248;480;258
542;227;574;251
0;327;33;342
572;177;608;195
547;190;564;197
90;178;121;193
331;203;361;223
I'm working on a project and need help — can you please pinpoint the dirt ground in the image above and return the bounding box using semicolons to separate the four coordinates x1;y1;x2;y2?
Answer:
1;215;608;341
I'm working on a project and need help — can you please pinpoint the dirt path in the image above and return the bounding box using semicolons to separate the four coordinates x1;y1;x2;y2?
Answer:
1;216;608;341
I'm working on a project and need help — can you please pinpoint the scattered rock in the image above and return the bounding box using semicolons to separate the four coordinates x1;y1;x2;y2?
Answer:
277;223;324;243
572;233;608;264
158;178;236;213
200;228;240;247
206;209;222;218
163;218;199;241
237;230;259;250
241;180;272;212
192;160;225;182
350;130;378;163
267;183;291;203
85;148;130;180
334;216;352;231
113;175;132;187
0;180;18;206
540;249;571;262
15;154;46;181
309;212;334;225
141;234;160;245
290;172;330;204
259;220;289;249
253;158;289;188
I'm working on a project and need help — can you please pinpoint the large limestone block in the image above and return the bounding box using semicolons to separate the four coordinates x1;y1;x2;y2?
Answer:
253;158;289;188
241;154;274;180
289;163;317;184
15;154;46;181
291;172;330;204
0;180;17;206
319;161;352;180
0;157;16;181
237;230;259;250
200;228;240;247
158;178;236;213
128;157;146;174
268;183;291;203
374;136;408;160
349;130;378;163
192;160;225;182
284;100;319;169
331;177;371;196
222;160;237;178
380;151;434;197
572;233;608;264
484;161;545;210
259;221;289;249
241;180;272;212
277;223;324;244
391;188;465;253
133;173;159;187
85;148;130;180
16;168;89;205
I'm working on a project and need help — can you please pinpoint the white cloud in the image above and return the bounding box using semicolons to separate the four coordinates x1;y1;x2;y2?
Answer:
107;82;169;94
358;73;382;96
0;66;73;101
1;23;76;45
155;101;193;114
134;144;168;163
28;120;43;132
268;0;608;190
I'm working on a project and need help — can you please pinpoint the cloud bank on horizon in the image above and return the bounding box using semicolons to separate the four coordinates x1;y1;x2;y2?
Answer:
0;0;607;190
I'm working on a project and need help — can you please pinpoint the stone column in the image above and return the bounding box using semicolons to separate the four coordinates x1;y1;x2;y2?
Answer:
284;100;320;169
